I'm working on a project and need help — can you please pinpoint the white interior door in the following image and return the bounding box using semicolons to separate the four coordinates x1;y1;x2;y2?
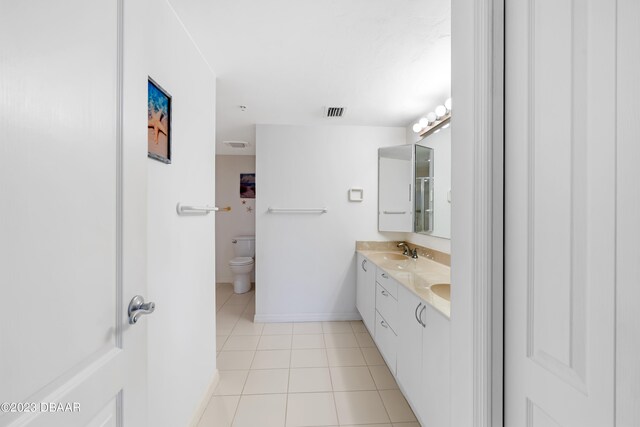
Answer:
0;1;147;426
504;0;616;426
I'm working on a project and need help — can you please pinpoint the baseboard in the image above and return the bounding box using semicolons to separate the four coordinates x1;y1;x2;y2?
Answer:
254;312;362;323
187;369;219;427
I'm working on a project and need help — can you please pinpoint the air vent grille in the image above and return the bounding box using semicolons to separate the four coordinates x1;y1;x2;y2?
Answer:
325;107;346;118
224;141;249;149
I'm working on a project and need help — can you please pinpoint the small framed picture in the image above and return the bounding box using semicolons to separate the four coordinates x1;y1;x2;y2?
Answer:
148;77;172;164
240;173;256;198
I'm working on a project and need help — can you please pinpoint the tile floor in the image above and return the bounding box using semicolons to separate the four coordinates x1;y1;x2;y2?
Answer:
197;283;420;427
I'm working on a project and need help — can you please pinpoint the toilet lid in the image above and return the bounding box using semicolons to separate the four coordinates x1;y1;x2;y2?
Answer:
230;257;254;266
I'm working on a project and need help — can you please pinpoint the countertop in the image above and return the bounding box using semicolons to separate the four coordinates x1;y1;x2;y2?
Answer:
357;249;451;318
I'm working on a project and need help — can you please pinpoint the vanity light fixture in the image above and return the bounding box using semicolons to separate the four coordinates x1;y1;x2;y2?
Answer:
412;98;452;135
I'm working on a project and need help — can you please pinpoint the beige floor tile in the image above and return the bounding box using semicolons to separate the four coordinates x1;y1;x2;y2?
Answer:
361;347;386;366
392;423;421;427
197;395;240;427
324;333;359;348
231;317;264;336
226;292;254;305
243;369;289;395
369;365;399;390
379;390;417;423
217;351;255;370
251;350;291;369
232;394;287;427
330;366;376;391
262;322;293;335
258;334;292;350
219;304;246;316
341;424;392;427
214;370;249;396
349;321;368;333
290;349;329;368
326;347;366;367
217;335;229;352
322;321;354;333
292;334;325;349
355;331;376;348
285;392;338;427
334;391;391;425
288;368;333;393
293;322;323;334
223;335;260;351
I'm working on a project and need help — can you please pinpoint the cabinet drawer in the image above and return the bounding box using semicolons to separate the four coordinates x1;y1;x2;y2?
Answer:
375;283;397;330
375;310;397;374
376;268;398;298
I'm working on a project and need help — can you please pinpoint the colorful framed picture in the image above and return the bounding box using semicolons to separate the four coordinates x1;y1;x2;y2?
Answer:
147;77;172;164
240;173;256;198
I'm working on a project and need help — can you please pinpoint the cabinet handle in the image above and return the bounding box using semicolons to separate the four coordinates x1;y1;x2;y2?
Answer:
419;305;427;327
361;259;367;272
380;320;389;329
381;273;388;279
414;303;422;325
381;290;389;297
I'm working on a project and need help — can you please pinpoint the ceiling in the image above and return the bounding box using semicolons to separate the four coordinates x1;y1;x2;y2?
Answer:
168;0;451;155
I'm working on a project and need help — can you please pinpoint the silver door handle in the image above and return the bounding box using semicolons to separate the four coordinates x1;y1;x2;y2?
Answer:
419;305;427;327
380;320;389;329
415;303;423;325
128;295;156;325
381;273;388;279
362;259;367;272
381;290;389;297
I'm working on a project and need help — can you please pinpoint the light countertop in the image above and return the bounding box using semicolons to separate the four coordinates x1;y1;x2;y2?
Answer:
357;249;451;318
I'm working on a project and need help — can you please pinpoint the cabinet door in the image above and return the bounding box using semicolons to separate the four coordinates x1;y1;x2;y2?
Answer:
396;285;424;412
421;303;451;427
356;254;375;333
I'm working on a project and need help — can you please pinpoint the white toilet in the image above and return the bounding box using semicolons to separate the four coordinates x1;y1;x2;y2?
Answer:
229;235;255;294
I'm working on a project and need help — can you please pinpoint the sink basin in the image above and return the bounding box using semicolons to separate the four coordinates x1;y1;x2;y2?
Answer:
375;252;409;261
430;283;450;301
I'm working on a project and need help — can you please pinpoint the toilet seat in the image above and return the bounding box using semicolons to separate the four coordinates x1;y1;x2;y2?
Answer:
229;256;254;266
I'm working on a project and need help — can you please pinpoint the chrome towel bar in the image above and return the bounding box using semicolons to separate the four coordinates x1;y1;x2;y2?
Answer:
176;203;231;215
268;207;328;214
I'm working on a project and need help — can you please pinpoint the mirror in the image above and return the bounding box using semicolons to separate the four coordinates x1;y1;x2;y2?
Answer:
378;145;413;232
415;124;451;238
377;123;451;238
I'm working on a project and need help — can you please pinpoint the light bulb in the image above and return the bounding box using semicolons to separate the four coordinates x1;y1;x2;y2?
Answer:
435;105;447;119
426;112;437;123
444;98;452;111
418;118;429;128
412;123;422;133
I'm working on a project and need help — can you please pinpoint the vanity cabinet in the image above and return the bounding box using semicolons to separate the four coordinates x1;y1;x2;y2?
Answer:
396;285;425;413
356;253;375;334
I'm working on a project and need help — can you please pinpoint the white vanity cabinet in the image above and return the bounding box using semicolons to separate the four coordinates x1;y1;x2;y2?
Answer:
420;301;450;427
396;285;425;413
356;253;375;334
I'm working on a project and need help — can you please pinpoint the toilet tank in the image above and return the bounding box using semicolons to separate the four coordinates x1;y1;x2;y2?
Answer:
233;235;255;257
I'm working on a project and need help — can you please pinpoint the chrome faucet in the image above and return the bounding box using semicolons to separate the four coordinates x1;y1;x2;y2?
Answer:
397;242;419;259
397;242;410;256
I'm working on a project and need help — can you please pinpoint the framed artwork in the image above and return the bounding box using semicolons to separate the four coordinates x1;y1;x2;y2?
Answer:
240;173;256;198
147;77;172;164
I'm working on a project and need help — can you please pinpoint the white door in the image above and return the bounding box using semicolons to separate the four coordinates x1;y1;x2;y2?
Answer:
505;0;616;426
0;1;147;426
395;285;423;413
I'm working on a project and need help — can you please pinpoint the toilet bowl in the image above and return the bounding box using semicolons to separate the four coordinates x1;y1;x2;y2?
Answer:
229;235;255;294
229;257;254;294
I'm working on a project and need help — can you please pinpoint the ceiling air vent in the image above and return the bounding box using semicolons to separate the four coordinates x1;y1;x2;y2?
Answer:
224;141;249;149
325;107;346;118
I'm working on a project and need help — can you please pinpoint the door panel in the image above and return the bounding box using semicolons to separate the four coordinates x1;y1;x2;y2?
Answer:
505;0;616;425
0;1;145;425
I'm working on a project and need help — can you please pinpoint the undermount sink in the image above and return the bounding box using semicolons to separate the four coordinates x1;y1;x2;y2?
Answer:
430;283;450;301
377;252;409;261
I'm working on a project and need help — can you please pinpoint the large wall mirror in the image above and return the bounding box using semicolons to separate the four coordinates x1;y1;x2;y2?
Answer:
378;123;451;239
415;124;451;238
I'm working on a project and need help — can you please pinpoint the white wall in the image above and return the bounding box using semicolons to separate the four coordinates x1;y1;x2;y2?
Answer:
255;124;405;322
141;1;217;426
215;155;256;283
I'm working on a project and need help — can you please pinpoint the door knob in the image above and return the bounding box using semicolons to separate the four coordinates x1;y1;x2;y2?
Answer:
128;295;156;325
